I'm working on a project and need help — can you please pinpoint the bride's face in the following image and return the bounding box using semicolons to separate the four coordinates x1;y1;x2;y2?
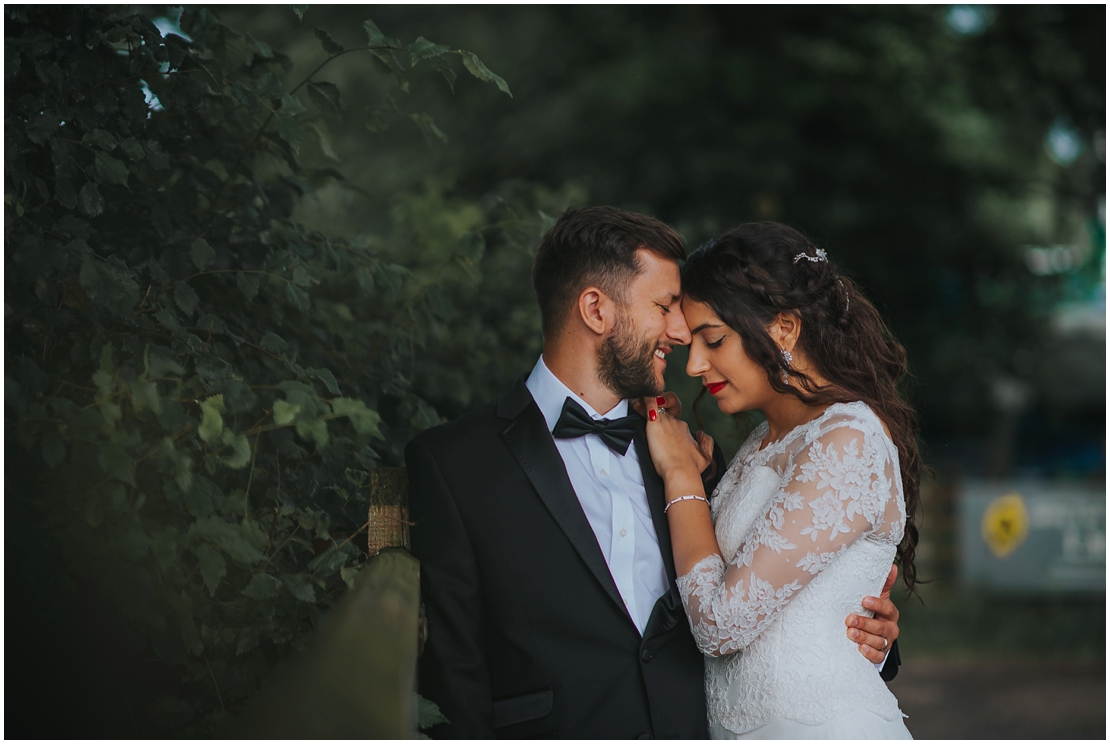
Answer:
683;298;776;415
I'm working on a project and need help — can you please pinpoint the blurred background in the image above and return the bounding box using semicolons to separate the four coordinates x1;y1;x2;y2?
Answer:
9;4;1103;738
218;4;1105;737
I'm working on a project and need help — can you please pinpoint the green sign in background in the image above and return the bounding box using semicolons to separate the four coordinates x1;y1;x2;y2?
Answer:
959;480;1105;592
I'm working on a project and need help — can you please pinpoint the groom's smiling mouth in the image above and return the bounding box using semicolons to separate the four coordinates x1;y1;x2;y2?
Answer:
654;346;670;361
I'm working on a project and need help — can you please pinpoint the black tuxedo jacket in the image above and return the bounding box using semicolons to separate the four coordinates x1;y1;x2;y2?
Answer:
406;377;899;739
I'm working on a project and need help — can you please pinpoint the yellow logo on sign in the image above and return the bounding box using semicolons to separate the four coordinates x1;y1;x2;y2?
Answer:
981;492;1030;558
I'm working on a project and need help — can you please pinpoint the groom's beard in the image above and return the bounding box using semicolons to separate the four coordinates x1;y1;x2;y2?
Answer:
597;315;663;400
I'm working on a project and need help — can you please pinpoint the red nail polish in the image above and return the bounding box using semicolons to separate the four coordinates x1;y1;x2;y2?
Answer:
648;409;657;421
656;396;666;406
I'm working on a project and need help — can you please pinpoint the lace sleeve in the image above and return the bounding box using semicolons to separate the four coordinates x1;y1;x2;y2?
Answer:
676;419;903;657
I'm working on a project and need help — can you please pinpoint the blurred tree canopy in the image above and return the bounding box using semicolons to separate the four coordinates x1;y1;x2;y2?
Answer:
222;4;1104;463
5;3;1103;738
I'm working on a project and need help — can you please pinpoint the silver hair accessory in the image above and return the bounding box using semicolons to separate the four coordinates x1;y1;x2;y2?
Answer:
838;279;850;313
780;348;793;383
793;247;828;264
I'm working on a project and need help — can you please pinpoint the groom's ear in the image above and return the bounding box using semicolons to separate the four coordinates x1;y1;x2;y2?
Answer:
578;286;615;336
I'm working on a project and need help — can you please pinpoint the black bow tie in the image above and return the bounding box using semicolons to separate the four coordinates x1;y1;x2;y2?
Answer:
552;397;644;456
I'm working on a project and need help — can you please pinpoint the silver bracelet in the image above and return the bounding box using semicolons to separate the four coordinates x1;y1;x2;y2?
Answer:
663;494;708;513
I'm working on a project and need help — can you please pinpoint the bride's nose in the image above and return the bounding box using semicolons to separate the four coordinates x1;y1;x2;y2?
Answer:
687;345;711;377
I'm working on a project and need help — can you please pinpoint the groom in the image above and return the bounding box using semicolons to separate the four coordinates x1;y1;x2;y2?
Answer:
406;207;900;738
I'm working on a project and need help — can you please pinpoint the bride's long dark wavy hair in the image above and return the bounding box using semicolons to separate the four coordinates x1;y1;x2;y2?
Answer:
683;222;923;595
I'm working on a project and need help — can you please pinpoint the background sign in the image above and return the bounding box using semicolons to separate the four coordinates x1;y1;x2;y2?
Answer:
958;479;1105;592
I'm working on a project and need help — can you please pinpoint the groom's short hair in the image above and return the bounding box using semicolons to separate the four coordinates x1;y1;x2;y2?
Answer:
532;206;686;336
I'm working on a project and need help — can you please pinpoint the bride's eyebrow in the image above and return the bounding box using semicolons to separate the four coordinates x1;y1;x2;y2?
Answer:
690;322;725;334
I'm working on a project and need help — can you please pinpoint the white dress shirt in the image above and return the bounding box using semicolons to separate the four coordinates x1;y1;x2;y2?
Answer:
526;356;668;635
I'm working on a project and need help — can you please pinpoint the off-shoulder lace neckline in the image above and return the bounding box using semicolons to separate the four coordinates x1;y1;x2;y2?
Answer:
747;400;877;458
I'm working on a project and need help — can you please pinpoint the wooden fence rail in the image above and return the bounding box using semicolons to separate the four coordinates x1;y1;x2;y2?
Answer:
238;467;418;738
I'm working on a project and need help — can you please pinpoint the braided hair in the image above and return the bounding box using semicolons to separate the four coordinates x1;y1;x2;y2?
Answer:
682;222;923;595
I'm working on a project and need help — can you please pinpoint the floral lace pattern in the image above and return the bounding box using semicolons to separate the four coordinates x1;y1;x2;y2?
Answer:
678;402;908;734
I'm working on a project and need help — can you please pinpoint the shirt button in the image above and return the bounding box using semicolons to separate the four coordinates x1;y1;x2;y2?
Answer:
620;528;628;537
599;468;607;476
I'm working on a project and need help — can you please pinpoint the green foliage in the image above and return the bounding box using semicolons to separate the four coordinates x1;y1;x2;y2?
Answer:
5;6;520;736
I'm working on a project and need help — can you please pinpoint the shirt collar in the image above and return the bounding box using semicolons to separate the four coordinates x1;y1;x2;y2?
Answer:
525;355;630;433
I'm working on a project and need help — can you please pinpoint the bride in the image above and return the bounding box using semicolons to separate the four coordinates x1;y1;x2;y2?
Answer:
643;222;919;739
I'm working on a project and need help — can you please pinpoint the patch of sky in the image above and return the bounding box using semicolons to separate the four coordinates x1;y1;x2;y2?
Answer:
946;5;994;36
1045;119;1084;166
152;7;191;42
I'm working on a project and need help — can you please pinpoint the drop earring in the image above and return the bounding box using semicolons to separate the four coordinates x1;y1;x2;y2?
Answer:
780;348;793;383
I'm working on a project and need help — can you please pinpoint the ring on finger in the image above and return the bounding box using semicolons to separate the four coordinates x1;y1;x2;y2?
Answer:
881;636;888;650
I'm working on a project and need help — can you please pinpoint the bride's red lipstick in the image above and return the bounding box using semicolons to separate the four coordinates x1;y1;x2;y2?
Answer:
706;381;727;395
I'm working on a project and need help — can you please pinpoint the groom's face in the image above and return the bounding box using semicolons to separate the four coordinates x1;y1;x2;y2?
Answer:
597;249;691;399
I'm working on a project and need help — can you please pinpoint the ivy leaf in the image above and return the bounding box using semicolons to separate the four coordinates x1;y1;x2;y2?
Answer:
220;429;251;469
187;476;224;519
155;306;184;335
236;627;260;655
260;331;287;355
78;182;105;217
55;177;77;210
429;56;458;93
307;367;340;395
143;140;170;170
273;400;301;425
371;261;408;295
194;544;226;596
280;92;306;116
408;36;450;67
330;397;383;438
417;695;450;730
130;380;163;414
310;123;340;161
410;113;448;147
314;27;344;55
292;5;307;21
282;573;317;603
307;540;357;575
237;271;261;301
339;565;360;588
295;417;329;448
174;281;200;316
93;151;130;187
275;110;305;155
98;443;136;486
80;258;140;312
198;395;225;444
82;129;119;151
190;516;264;566
363;18;399;48
255;70;284;100
286;282;311;314
457;50;512;97
119;137;145;161
292;266;313;287
306;81;342;117
190;238;215;270
243;573;280;600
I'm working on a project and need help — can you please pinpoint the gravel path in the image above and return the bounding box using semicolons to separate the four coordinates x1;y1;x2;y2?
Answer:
888;660;1105;739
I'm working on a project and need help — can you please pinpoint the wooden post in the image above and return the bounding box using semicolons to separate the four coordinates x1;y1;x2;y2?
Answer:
368;467;411;555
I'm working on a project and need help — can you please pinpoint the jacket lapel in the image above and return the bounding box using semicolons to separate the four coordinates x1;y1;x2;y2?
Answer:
633;428;677;584
497;379;632;622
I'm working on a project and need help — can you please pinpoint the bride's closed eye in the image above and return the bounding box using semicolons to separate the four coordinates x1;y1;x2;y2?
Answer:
705;335;725;349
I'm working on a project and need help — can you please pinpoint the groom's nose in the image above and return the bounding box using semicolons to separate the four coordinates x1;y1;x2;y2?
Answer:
666;304;692;345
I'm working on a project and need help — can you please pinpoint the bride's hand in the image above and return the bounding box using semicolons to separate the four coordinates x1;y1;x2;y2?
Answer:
641;395;714;480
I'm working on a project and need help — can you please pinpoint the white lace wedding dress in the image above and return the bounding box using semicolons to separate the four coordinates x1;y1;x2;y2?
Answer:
677;402;912;739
